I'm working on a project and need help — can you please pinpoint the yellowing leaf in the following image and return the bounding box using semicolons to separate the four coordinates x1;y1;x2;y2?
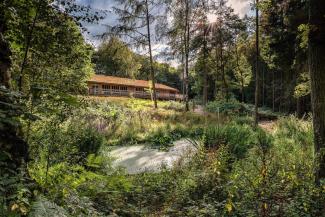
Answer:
225;202;232;213
264;203;268;210
11;203;19;211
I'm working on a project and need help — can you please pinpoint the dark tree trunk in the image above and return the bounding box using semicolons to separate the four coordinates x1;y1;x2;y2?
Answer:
184;0;190;111
181;43;185;99
0;13;27;167
254;0;260;127
296;97;302;118
279;70;284;112
0;34;11;88
202;33;208;106
145;0;157;109
272;71;275;112
262;65;265;107
308;0;325;185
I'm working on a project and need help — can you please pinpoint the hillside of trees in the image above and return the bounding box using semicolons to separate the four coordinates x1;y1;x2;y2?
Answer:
1;0;325;216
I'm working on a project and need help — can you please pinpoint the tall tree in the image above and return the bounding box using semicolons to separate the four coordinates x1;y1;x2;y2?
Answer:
308;0;325;184
207;0;244;101
111;0;161;108
163;0;194;111
183;0;192;111
191;0;211;106
254;0;259;127
94;37;141;77
234;39;252;102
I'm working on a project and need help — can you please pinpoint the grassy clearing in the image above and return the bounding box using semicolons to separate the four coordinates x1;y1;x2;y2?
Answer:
85;96;225;149
26;97;325;216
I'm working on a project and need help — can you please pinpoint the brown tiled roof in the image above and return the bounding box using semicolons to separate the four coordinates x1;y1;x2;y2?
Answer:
88;74;180;93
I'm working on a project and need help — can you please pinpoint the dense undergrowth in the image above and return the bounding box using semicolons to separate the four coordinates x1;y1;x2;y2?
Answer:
2;97;325;216
206;98;280;120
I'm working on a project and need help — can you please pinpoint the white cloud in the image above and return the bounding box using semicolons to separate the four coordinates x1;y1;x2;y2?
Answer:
227;0;251;18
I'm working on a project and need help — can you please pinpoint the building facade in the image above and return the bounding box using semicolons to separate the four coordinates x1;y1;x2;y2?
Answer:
88;75;183;100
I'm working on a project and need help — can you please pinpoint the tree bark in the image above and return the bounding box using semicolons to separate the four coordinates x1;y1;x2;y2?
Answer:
254;0;259;127
181;42;185;99
202;32;208;106
235;42;245;102
0;33;11;88
262;65;265;107
184;0;190;111
272;71;275;112
145;0;157;109
308;0;325;185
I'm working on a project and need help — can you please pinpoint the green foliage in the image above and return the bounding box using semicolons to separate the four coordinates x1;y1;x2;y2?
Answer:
29;114;107;167
29;196;68;217
94;36;141;78
29;161;128;216
0;164;33;216
233;42;252;91
294;72;311;98
75;127;106;157
206;98;244;115
147;125;190;150
297;24;310;50
203;122;256;159
147;127;175;150
227;116;324;216
159;100;185;112
24;102;325;216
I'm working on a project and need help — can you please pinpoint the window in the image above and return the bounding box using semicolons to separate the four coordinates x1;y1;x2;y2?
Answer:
136;87;144;92
120;86;128;91
111;85;119;90
93;85;99;94
102;85;110;95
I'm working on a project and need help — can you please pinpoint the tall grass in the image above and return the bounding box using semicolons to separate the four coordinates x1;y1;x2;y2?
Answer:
27;98;325;216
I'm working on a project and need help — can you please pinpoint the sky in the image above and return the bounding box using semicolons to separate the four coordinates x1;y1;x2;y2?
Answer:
77;0;251;65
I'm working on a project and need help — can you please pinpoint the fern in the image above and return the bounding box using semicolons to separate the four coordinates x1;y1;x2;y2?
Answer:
29;196;68;217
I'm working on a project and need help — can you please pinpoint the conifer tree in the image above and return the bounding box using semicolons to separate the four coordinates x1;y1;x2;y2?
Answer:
111;0;161;108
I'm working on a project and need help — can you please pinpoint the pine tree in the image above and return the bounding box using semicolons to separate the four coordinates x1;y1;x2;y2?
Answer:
111;0;161;108
254;0;259;127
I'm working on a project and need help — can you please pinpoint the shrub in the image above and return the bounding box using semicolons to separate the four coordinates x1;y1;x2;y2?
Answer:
232;115;254;126
203;123;256;159
145;124;203;150
160;101;185;112
76;127;106;156
206;99;244;116
149;130;174;150
226;117;325;217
